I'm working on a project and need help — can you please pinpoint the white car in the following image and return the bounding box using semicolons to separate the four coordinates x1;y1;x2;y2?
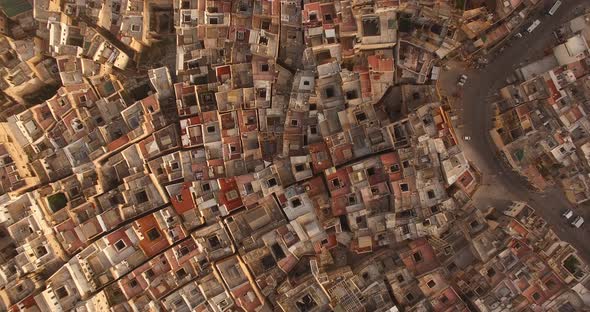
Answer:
457;74;468;87
571;216;584;228
562;209;573;219
463;136;471;141
527;19;541;33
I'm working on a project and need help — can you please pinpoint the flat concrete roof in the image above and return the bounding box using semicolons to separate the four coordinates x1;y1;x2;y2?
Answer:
0;0;32;18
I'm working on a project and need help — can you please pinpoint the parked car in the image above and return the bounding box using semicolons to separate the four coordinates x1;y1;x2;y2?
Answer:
463;136;471;141
457;74;468;87
571;216;584;228
527;19;541;33
562;209;573;219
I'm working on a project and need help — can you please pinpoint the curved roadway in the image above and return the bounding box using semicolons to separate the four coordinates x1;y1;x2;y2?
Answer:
448;0;590;260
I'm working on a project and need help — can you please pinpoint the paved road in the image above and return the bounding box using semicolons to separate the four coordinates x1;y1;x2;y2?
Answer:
440;0;590;261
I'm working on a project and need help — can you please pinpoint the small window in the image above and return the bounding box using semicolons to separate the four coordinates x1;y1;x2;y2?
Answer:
366;167;376;176
209;17;218;24
487;268;496;277
405;293;414;302
427;190;435;199
348;195;357;205
36;245;48;256
267;178;278;187
532;292;541;301
41;108;52;119
390;164;400;172
244;182;254;194
206;125;216;133
145;269;155;279
291;119;299;126
303;80;311;86
427;280;436;288
261;20;271;30
331;178;341;188
400;183;409;192
146;228;161;241
447;262;457;272
440;295;449;304
176;268;188;279
396;275;404;283
79;95;87;103
135;191;148;204
131;24;141;32
176;194;183;202
346;90;358;100
291;198;302;207
294;164;305;172
208;235;221;249
129;278;138;288
545;279;556;289
309;12;317;21
55;286;68;299
260;64;269;72
356;112;367;122
114;239;126;251
310;125;317;134
413;251;423;263
402;160;410;168
179;246;190;256
202;183;211;192
324;14;333;21
171;162;180;170
325;87;335;98
257;88;267;98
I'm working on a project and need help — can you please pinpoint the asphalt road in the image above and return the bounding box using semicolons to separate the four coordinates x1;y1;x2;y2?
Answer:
441;0;590;261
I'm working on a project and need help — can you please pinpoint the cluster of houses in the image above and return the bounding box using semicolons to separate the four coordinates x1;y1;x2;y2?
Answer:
0;0;587;311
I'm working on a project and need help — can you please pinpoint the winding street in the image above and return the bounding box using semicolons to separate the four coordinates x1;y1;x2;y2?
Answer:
440;0;590;261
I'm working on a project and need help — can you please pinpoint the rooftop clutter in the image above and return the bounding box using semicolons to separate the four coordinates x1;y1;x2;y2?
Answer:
0;0;587;312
